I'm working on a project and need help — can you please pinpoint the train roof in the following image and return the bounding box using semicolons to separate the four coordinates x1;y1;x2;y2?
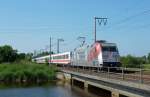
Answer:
101;43;117;47
96;40;107;43
74;40;117;52
52;52;70;56
34;52;71;59
96;40;117;46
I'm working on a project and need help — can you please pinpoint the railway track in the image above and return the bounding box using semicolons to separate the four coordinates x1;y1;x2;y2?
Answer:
59;66;150;85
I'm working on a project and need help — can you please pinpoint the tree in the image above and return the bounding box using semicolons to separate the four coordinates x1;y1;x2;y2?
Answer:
141;55;147;64
0;47;3;63
120;55;146;68
0;45;17;63
148;53;150;64
25;53;33;61
33;51;54;58
17;53;26;60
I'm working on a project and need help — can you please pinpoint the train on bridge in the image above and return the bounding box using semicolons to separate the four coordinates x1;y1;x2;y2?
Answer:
33;40;121;67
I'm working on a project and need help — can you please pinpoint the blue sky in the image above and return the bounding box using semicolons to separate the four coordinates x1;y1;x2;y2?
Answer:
0;0;150;56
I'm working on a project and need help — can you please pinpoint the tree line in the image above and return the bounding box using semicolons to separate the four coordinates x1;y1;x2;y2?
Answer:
33;51;54;59
0;45;32;63
0;45;150;68
120;53;150;68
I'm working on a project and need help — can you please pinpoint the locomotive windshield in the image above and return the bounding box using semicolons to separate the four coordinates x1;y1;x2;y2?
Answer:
102;46;117;52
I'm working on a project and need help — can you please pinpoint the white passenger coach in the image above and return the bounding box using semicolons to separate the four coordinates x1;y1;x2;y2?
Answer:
33;40;121;67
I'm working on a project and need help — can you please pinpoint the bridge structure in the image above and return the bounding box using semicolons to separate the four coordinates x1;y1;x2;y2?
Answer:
57;66;150;97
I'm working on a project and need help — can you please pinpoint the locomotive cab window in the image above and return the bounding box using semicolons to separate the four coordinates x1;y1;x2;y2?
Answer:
102;46;117;52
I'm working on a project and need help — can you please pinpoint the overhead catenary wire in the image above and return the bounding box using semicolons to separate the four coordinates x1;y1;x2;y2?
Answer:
106;9;150;29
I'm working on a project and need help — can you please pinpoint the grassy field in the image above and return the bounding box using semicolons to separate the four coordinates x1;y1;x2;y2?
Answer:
0;61;57;83
143;64;150;69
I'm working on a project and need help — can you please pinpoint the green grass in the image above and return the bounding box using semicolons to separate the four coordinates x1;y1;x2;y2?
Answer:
143;64;150;69
0;61;57;83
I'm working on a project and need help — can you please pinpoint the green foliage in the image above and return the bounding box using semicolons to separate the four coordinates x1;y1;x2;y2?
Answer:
147;53;150;64
120;55;146;68
33;51;54;59
0;45;17;63
143;64;150;69
17;53;26;61
0;62;57;83
25;53;33;61
121;53;150;68
0;45;33;63
45;58;49;65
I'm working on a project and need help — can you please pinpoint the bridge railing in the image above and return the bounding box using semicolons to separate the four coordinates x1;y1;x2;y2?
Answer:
60;64;150;85
100;67;149;84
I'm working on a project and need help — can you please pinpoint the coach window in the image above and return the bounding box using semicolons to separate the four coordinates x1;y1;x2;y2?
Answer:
54;56;57;59
59;56;61;59
64;55;68;59
63;55;65;59
62;55;65;59
66;55;68;59
60;56;62;59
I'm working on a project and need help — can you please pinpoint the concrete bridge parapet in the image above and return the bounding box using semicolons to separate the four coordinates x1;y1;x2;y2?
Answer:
57;70;150;97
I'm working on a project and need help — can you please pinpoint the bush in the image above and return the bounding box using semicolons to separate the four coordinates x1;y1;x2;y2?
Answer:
120;55;146;68
0;62;57;83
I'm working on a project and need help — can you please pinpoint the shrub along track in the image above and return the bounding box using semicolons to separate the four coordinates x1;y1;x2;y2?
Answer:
0;63;57;84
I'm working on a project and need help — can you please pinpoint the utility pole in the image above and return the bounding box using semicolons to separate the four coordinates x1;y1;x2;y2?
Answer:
94;17;107;43
57;38;64;53
49;37;52;66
